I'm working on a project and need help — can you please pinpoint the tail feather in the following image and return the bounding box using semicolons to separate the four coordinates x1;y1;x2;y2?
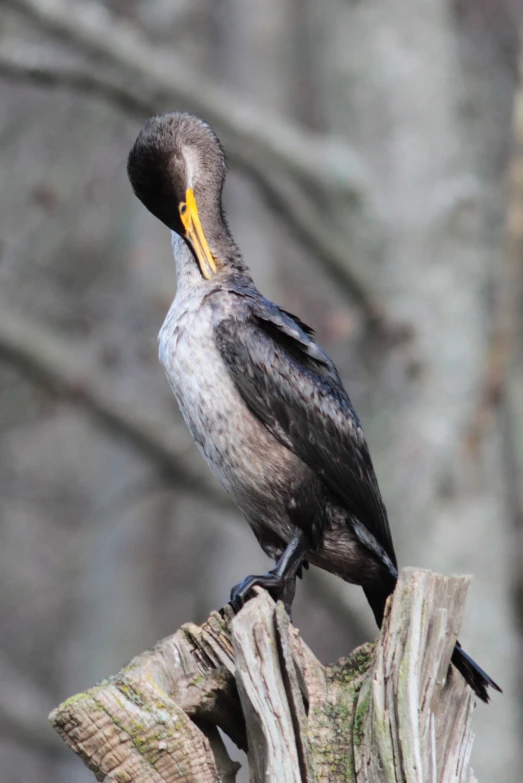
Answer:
362;581;502;703
451;642;502;704
363;581;394;628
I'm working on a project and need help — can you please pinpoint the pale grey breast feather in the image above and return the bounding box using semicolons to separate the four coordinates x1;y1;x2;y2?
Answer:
157;286;304;546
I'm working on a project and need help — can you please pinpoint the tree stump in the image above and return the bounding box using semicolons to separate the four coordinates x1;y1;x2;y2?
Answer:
49;568;479;782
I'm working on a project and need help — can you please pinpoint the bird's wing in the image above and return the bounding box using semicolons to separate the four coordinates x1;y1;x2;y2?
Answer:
214;300;397;566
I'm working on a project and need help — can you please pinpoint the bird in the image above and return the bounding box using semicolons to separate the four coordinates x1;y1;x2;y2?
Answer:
127;111;501;703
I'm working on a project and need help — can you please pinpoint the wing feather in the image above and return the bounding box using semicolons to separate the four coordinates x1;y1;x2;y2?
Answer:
214;303;397;567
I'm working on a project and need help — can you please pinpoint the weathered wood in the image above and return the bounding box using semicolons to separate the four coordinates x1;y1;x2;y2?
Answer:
49;569;480;782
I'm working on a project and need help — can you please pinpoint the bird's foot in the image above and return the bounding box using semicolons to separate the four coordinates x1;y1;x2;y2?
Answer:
229;532;309;619
229;569;295;617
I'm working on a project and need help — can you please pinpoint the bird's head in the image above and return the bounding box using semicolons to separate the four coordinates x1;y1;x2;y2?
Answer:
127;112;232;279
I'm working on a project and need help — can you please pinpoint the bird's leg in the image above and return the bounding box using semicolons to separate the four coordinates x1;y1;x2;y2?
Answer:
229;532;309;617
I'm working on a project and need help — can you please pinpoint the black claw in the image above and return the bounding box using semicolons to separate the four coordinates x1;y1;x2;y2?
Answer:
229;575;263;611
229;569;289;613
229;532;310;617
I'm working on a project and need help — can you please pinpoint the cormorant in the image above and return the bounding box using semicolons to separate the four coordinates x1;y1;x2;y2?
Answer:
127;112;501;703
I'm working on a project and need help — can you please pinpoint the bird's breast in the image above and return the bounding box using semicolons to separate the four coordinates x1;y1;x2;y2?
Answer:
158;294;301;541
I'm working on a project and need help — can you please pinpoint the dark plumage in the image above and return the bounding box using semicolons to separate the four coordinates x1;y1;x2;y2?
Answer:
127;111;501;703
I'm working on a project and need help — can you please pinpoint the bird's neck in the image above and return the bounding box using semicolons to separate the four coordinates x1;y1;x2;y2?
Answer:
171;232;252;294
172;233;205;292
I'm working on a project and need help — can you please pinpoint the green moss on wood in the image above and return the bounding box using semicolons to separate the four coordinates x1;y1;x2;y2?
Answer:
353;679;371;747
308;642;374;781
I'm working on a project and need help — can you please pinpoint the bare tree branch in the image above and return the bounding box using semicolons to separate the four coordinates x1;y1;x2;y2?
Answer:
5;0;367;199
0;40;394;333
0;302;376;638
0;300;227;504
250;167;389;330
0;42;155;116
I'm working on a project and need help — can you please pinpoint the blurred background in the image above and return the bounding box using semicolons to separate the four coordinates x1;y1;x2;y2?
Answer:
0;0;521;780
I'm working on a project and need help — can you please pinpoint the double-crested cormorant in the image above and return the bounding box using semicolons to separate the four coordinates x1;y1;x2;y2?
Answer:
127;112;501;703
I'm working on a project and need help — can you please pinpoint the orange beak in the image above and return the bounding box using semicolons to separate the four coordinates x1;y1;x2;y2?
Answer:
179;188;217;279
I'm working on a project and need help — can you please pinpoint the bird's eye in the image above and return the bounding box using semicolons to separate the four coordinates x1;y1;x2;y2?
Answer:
180;203;187;215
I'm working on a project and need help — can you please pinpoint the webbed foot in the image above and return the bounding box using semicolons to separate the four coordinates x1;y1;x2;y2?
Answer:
229;532;309;618
229;569;291;612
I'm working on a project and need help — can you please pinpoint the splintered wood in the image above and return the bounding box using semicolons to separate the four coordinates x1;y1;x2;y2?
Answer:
50;569;479;782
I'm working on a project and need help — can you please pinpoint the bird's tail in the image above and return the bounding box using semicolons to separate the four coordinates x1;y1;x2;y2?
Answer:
451;642;502;703
362;579;502;703
363;579;395;628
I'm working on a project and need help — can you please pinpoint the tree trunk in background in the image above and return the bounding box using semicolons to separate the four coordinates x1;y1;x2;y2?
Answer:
309;0;519;777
